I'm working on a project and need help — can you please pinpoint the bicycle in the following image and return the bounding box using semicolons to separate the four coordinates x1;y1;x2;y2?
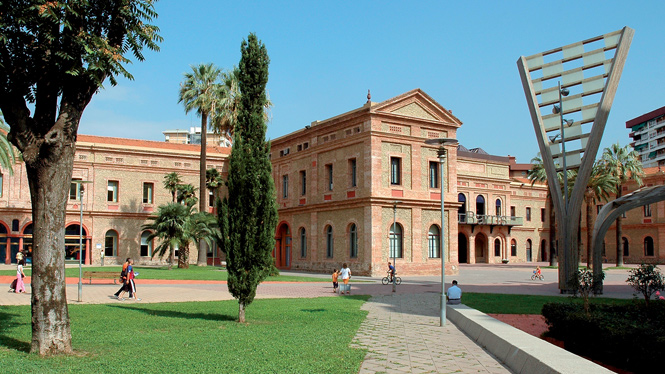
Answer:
382;275;402;285
531;272;544;281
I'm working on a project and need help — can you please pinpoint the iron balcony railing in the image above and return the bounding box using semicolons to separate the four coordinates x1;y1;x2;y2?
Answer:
458;211;523;226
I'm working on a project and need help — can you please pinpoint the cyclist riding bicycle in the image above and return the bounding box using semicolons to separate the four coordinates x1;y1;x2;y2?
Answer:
387;261;395;282
534;266;542;278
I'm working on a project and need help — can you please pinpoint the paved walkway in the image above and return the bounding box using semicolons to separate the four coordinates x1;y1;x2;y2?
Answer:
352;293;510;374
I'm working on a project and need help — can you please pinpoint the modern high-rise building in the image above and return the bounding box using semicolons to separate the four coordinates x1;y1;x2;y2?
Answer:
627;106;665;167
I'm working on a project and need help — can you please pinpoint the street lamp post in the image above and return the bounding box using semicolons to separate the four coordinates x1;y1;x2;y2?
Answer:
391;200;402;293
78;184;85;303
553;82;574;291
425;137;458;326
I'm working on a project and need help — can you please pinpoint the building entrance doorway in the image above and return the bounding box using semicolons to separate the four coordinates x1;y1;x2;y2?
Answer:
458;233;468;263
274;223;291;269
475;233;487;263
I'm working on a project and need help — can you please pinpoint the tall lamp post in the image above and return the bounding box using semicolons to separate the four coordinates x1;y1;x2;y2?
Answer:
425;137;458;326
391;200;402;293
553;82;574;289
73;180;91;302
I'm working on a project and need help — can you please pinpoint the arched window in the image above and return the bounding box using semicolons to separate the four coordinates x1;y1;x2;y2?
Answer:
644;236;654;256
622;237;629;257
140;231;152;257
105;230;118;257
428;225;440;258
476;195;485;216
349;224;358;258
494;238;501;256
526;239;532;262
511;239;517;256
389;223;403;258
495;199;502;216
326;226;333;258
458;194;467;222
300;228;307;258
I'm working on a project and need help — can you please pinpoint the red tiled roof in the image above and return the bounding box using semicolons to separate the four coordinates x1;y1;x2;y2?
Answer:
77;134;231;155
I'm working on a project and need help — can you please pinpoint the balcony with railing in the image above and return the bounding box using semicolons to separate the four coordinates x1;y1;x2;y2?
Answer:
458;211;523;233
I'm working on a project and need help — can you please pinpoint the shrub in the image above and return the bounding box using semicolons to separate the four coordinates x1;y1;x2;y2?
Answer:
626;263;665;307
542;300;665;373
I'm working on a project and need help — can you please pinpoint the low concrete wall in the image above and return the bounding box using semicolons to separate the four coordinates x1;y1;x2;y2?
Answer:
447;305;613;374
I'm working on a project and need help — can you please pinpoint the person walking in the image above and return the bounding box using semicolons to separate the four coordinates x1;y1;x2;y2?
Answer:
332;269;339;293
119;258;141;301
114;258;132;300
339;263;352;295
15;259;26;293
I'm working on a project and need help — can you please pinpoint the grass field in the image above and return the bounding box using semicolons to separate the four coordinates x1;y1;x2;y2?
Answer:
1;265;331;283
0;296;369;374
463;292;635;314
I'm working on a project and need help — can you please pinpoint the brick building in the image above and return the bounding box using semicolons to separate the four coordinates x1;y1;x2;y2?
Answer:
0;135;229;266
2;90;658;273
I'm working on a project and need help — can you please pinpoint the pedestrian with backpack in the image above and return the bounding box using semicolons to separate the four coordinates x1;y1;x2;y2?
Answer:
113;258;133;300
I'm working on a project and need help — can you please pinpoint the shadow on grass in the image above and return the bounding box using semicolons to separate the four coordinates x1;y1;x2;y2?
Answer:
108;304;236;322
0;310;31;353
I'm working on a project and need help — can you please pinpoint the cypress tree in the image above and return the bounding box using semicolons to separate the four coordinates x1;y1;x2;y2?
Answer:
219;33;277;323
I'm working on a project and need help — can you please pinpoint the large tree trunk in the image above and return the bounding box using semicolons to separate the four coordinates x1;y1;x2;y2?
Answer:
615;187;624;267
178;244;190;269
27;145;75;355
198;115;208;266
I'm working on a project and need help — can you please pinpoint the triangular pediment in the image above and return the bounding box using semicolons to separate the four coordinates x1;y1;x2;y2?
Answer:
372;89;462;125
392;102;437;120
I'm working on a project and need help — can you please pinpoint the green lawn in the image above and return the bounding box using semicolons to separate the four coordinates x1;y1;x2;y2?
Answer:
1;266;330;283
0;296;369;374
463;292;635;314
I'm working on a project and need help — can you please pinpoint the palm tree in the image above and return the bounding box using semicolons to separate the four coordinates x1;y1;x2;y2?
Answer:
176;183;198;207
581;162;618;268
601;143;644;267
143;203;219;269
163;172;182;202
178;63;223;266
206;167;223;209
0;112;16;174
210;67;273;145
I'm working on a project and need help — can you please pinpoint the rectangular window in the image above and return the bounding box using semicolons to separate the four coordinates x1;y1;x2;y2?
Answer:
70;179;82;200
209;190;214;207
0;173;3;197
143;182;154;204
541;208;546;222
526;207;531;221
326;164;333;191
107;181;118;202
300;170;306;195
282;175;289;198
510;206;516;217
349;158;357;187
429;161;439;188
390;157;401;185
644;204;652;217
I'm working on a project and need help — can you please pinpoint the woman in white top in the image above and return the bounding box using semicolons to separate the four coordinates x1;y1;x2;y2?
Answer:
15;259;26;293
339;263;351;294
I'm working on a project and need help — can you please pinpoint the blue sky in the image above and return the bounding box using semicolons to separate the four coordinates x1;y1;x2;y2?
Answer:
79;0;665;164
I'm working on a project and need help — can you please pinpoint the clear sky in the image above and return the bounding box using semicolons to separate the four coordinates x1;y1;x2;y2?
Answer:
79;0;665;164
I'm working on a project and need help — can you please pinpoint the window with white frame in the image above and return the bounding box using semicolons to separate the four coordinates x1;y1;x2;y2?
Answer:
105;230;118;257
390;157;401;185
389;223;403;258
429;161;438;188
107;181;119;202
143;182;154;204
140;231;152;256
349;224;358;258
428;225;440;258
70;179;82;200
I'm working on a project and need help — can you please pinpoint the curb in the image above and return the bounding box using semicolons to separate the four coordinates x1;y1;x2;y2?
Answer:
447;304;613;374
